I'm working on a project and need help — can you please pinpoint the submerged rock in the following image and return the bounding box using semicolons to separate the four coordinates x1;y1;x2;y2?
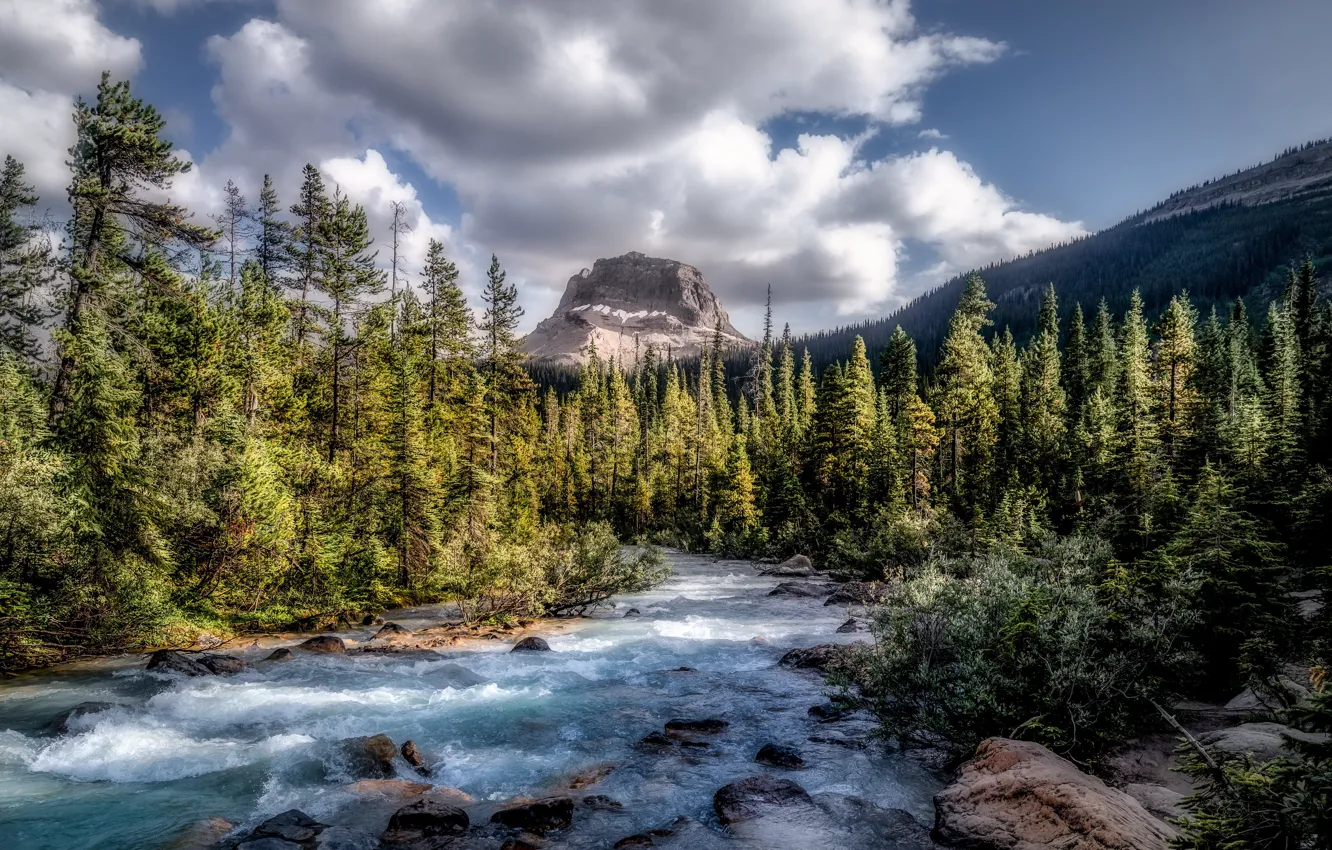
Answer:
380;799;469;845
808;702;854;722
623;608;642;617
342;779;433;799
490;796;575;833
933;737;1175;849
47;701;117;734
638;731;676;751
836;617;867;633
299;635;346;654
713;776;813;824
166;817;235;849
511;636;552;652
665;718;729;736
581;794;624;810
755;743;804;769
312;827;378;850
147;649;250;677
265;648;295;662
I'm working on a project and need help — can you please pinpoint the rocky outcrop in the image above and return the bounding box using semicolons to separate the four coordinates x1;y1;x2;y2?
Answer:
298;636;346;654
147;649;250;677
1124;783;1184;823
511;636;552;653
490;797;574;833
932;738;1175;849
713;776;813;824
522;252;751;365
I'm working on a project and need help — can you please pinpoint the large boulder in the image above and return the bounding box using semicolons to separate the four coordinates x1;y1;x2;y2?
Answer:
763;555;816;577
490;796;575;833
380;799;469;846
1124;784;1184;823
713;776;813;824
298;635;346;654
511;636;552;652
375;622;413;641
147;649;250;677
932;738;1175;849
1197;722;1330;763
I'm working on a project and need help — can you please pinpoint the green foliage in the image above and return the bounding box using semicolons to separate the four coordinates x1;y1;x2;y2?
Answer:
856;536;1196;761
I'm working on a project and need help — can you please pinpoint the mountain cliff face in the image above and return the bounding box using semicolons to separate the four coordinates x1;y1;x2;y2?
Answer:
523;252;751;364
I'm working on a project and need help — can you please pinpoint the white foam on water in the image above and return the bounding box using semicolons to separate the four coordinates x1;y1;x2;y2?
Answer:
24;720;314;783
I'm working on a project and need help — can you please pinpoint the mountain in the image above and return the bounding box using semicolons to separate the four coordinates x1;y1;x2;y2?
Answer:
523;251;752;365
794;138;1332;376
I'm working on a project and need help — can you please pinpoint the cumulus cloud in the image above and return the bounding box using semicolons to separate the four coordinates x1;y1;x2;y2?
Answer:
0;0;142;204
918;128;948;139
0;0;1085;333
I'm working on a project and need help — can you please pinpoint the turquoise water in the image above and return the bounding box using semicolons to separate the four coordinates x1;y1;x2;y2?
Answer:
0;553;940;849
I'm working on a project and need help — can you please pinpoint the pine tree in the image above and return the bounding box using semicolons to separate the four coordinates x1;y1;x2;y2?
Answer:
0;156;51;358
880;326;917;422
1063;302;1089;425
252;174;290;292
1153;293;1198;463
215;179;249;294
319;188;384;462
49;73;214;428
1019;286;1066;502
477;254;527;479
1262;301;1302;472
421;239;472;405
1115;291;1158;515
935;274;998;513
288;163;329;357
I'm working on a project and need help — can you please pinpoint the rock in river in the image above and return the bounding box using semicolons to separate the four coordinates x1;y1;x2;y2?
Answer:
713;776;813;825
768;581;837;598
755;743;805;768
47;701;118;734
665;718;729;736
298;635;346;654
147;649;250;677
511;636;552;652
380;799;469;845
762;554;816;577
932;737;1175;849
490;796;575;833
778;643;858;672
341;733;399;778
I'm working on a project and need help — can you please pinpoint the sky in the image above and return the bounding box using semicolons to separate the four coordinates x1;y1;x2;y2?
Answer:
2;0;1330;337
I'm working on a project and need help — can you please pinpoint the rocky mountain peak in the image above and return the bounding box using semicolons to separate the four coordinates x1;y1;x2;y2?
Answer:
523;252;751;365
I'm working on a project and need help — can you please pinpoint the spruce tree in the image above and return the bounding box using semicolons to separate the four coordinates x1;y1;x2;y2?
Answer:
477;253;527;478
880;326;917;422
935;274;998;513
288;163;329;356
0;156;51;358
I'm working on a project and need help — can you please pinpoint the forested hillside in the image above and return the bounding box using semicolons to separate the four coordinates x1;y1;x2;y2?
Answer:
800;158;1332;376
3;74;1332;843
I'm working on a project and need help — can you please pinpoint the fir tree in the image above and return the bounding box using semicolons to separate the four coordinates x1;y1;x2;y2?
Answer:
0;155;51;358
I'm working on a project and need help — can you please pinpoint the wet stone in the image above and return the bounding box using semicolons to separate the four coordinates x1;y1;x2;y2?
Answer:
265;648;295;661
490;796;575;834
298;635;346;654
664;718;728;736
511;636;552;652
755;743;805;768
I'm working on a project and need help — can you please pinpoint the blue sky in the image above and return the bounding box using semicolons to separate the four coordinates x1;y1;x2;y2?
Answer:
3;0;1329;335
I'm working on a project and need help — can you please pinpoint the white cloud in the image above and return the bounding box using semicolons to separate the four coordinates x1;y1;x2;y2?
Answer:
0;0;142;206
918;128;948;139
1;0;1085;335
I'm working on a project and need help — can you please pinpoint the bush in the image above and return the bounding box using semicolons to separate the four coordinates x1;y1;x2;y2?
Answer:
855;535;1196;761
441;522;668;621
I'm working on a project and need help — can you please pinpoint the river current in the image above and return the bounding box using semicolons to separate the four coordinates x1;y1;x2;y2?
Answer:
0;552;941;849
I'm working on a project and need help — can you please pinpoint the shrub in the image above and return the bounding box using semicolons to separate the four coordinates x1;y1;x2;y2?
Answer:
855;535;1196;761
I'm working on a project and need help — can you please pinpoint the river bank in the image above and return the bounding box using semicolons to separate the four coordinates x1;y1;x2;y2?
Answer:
0;551;945;849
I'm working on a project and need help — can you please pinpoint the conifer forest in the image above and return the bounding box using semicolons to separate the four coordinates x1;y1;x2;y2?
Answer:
3;75;1332;848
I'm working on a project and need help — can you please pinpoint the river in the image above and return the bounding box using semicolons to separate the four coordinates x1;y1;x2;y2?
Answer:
0;552;942;849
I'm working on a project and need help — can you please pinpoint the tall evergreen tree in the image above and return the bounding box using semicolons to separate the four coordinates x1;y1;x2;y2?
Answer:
0;156;51;358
